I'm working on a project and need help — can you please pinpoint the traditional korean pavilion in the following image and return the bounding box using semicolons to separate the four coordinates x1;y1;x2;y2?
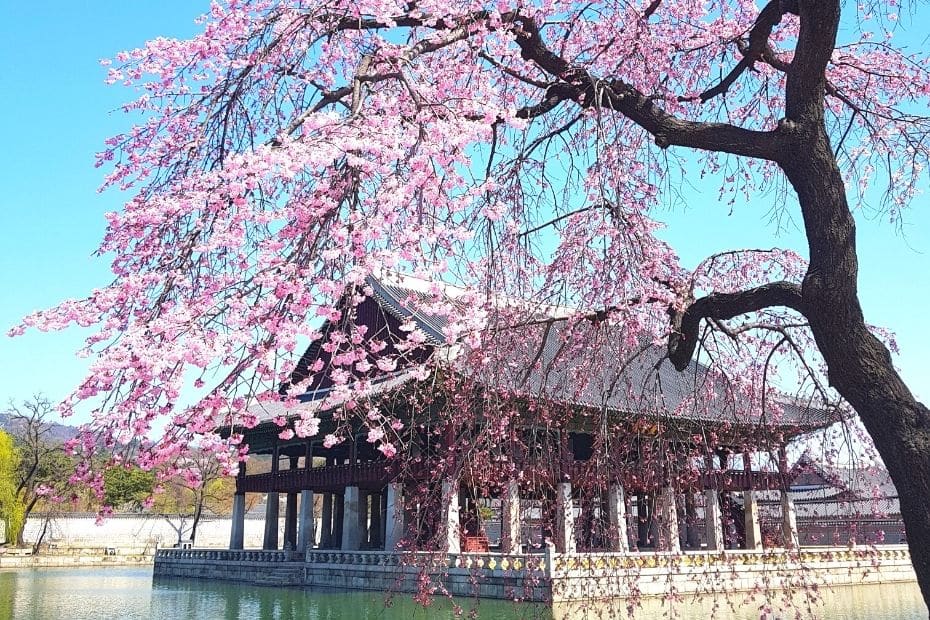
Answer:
223;273;842;557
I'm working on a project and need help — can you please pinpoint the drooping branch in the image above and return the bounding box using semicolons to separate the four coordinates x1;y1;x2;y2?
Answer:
668;281;806;371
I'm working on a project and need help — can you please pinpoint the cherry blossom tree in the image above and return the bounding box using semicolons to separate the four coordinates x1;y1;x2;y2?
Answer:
10;0;930;604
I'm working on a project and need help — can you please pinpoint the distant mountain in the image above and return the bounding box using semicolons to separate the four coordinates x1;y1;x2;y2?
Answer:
0;413;80;444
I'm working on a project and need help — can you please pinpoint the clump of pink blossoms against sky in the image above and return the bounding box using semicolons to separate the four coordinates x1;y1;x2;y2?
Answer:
7;0;925;524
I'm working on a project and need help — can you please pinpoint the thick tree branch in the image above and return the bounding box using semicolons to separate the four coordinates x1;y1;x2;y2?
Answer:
695;0;798;102
786;0;840;122
668;281;806;371
510;15;783;160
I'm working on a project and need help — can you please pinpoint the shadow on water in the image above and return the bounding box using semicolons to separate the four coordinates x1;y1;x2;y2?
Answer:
0;567;926;619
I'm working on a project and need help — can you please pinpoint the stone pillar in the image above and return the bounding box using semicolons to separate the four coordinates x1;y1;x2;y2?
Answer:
684;492;700;549
656;486;681;553
229;493;245;550
384;482;404;551
555;481;576;554
635;492;649;548
744;491;763;550
320;493;333;548
297;490;314;554
501;479;522;554
703;490;724;551
607;484;629;552
333;493;345;548
781;492;800;548
262;492;279;550
341;486;362;551
624;492;638;551
442;479;461;554
368;491;382;548
283;492;298;550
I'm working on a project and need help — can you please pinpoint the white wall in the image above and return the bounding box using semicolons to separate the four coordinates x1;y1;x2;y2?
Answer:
21;514;275;549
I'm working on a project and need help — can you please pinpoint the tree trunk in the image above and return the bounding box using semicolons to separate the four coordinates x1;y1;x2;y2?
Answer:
190;499;204;545
781;125;930;605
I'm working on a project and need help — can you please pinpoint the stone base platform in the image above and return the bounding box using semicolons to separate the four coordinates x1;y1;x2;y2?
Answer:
154;546;916;609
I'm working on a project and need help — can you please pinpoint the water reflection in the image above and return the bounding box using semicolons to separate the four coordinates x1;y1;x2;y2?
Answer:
152;576;552;619
554;582;928;619
0;567;924;619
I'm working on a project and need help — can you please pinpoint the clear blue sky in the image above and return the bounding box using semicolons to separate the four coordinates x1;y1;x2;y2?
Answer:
1;1;928;423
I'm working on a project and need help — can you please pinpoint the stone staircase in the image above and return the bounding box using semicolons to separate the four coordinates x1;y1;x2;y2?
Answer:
251;563;304;587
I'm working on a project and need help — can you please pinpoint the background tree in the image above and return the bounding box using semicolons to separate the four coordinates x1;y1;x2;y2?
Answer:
0;431;23;546
2;395;73;546
151;451;236;544
103;465;155;512
11;0;930;605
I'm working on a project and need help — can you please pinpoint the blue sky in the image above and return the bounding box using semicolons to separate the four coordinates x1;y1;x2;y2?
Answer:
1;1;928;423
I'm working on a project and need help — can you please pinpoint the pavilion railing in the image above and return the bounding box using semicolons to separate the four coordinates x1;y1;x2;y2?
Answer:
305;549;549;575
157;545;912;582
156;548;289;562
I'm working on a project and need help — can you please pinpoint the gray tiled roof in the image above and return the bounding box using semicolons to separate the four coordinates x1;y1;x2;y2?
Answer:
467;318;838;431
265;275;839;433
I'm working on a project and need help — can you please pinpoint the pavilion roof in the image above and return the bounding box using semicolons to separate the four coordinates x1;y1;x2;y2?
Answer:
241;273;842;437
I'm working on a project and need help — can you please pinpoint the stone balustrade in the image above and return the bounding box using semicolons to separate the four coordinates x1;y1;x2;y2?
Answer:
305;549;547;574
154;544;916;603
157;548;289;563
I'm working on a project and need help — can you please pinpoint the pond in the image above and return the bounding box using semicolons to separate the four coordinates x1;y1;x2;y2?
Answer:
0;567;925;619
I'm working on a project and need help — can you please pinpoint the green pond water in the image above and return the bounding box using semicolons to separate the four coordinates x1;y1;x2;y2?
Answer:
0;567;926;619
